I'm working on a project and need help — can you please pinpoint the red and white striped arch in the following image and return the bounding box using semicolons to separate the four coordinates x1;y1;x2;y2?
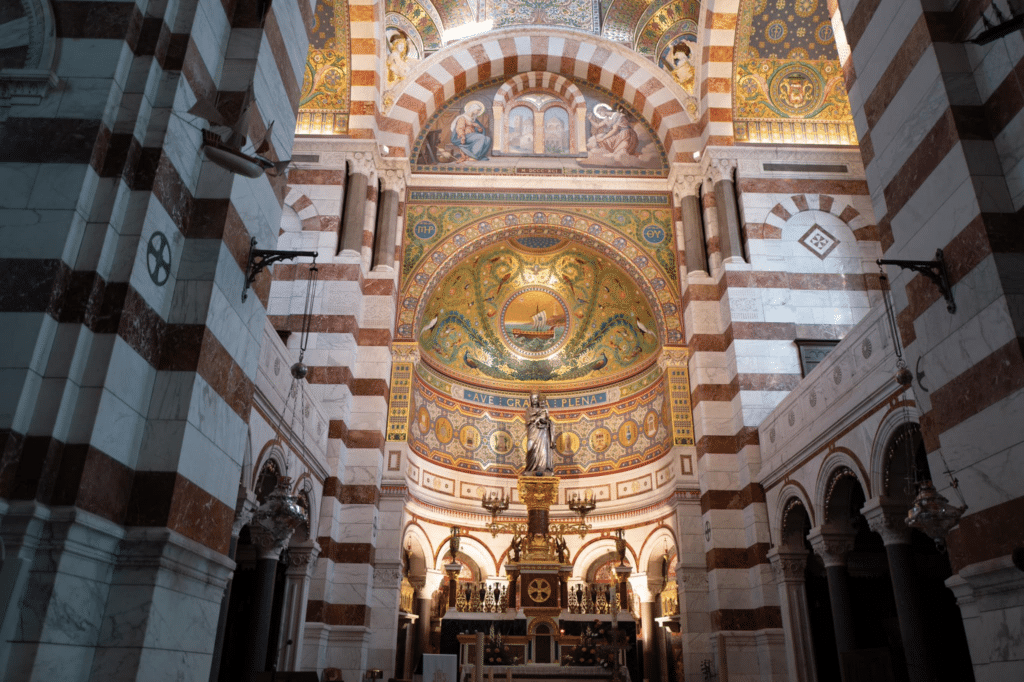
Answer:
494;71;587;109
373;28;703;160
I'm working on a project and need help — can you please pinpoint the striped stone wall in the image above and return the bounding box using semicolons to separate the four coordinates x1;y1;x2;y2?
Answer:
267;139;405;679
0;0;315;678
835;0;1024;675
699;0;740;146
675;146;880;677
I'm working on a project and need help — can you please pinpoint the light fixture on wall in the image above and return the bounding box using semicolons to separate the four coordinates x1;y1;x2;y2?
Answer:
243;237;318;302
879;265;967;549
568;490;596;521
482;489;510;521
905;479;966;550
877;249;956;314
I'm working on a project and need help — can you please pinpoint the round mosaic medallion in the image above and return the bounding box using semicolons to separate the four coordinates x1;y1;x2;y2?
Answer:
644;410;660;438
618;420;639;447
768;63;824;117
490;430;514;455
417;406;431;434
459;425;481;451
816;21;835;44
589;427;612;453
499;286;570;358
556;431;581;456
435;416;453;444
766;20;787;43
795;0;817;16
413;220;437;240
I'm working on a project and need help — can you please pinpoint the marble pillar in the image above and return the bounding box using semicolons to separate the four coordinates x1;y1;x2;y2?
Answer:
700;177;723;273
277;540;320;671
674;175;708;275
629;573;660;682
808;527;857;657
341;170;370;256
373;189;400;270
710;158;744;263
243;479;306;680
209;487;258;682
863;497;937;682
768;548;818;682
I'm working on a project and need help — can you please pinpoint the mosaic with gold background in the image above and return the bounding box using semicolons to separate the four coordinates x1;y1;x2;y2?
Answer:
408;363;673;475
297;0;351;135
415;237;665;392
398;192;682;354
732;0;856;144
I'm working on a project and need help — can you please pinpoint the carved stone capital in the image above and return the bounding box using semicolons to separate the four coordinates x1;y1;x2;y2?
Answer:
380;164;409;193
861;496;913;546
391;341;420;363
373;563;403;589
629;572;662;602
232;487;259;538
347;151;378;180
767;548;808;583
708;157;737;183
422;568;446;596
807;526;855;568
286;540;321;570
658;348;689;369
672;174;703;201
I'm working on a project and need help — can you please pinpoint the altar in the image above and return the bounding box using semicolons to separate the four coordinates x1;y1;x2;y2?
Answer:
459;664;624;682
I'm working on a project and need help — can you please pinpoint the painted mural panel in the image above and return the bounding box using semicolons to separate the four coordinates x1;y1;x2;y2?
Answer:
297;0;350;135
408;364;672;475
412;77;668;176
397;191;682;352
417;239;661;391
732;0;856;144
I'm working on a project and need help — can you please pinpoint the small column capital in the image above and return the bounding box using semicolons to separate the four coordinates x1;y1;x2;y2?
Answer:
708;156;737;183
391;341;420;363
861;496;913;546
286;540;321;575
807;526;855;568
767;547;808;583
628;572;660;602
421;568;446;596
347;150;378;180
380;164;409;193
232;487;259;538
671;174;703;200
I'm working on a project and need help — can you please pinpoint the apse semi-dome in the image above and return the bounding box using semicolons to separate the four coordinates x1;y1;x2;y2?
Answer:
417;238;661;392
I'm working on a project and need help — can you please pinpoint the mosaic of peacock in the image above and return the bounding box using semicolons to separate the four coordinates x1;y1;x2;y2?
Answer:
417;239;662;392
408;363;672;475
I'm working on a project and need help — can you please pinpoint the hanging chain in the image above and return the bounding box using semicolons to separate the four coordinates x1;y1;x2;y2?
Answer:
878;265;906;369
297;258;319;364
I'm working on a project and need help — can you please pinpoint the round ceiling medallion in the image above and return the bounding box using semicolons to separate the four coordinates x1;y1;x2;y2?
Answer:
499;286;570;358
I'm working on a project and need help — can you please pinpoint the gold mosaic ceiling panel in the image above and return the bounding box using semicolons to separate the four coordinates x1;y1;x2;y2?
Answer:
417;238;662;392
733;0;857;144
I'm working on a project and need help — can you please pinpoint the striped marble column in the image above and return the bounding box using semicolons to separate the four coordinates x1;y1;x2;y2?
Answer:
836;0;1024;675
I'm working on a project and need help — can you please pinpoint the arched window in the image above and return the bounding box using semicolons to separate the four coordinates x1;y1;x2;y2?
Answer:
491;73;589;157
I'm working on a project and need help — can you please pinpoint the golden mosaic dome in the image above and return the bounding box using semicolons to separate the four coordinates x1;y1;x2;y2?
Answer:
417;237;661;393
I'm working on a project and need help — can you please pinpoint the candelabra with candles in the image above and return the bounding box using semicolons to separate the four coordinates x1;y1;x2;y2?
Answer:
482;490;510;522
568;490;596;521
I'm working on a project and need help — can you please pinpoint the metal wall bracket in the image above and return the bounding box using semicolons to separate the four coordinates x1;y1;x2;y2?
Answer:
877;248;956;314
243;237;318;301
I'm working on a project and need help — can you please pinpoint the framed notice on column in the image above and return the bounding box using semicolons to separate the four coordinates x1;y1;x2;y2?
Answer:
423;653;458;682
